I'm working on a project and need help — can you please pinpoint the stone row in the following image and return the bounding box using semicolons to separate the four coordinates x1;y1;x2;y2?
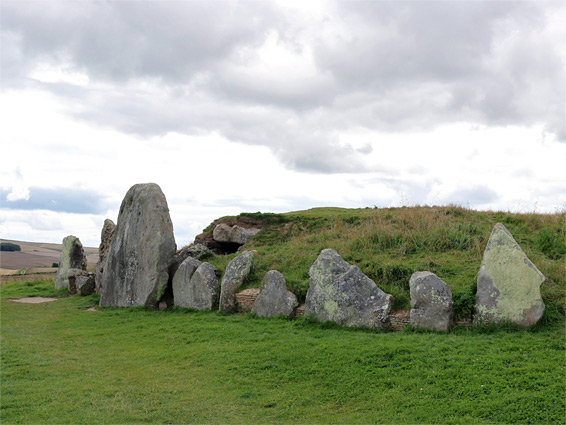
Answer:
56;183;546;330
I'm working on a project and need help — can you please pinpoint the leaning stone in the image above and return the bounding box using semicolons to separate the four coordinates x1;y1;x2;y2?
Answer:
99;183;176;308
252;270;298;317
55;236;87;291
410;272;454;332
95;219;116;293
305;249;393;328
218;251;254;313
474;223;545;326
76;273;96;296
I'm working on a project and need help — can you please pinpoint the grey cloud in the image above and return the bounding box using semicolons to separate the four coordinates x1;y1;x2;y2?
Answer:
1;1;276;84
2;0;563;177
0;187;111;214
437;186;499;207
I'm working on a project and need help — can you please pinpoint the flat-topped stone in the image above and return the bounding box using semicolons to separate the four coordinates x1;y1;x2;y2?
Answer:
410;271;453;332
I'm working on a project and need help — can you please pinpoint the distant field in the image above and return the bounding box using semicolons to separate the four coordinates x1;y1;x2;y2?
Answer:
0;239;98;272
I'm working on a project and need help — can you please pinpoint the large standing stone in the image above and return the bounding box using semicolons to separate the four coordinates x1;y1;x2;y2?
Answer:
99;183;176;308
474;223;546;326
172;257;219;309
306;249;393;328
55;236;87;290
252;270;298;317
410;271;454;332
95;219;116;293
218;251;254;313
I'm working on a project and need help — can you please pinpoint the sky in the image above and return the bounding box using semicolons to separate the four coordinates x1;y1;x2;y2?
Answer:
1;0;565;248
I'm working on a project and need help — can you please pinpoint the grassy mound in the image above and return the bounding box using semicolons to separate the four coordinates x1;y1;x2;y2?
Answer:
202;206;565;321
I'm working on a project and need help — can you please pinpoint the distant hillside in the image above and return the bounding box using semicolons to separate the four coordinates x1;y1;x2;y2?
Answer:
0;239;98;271
197;206;565;321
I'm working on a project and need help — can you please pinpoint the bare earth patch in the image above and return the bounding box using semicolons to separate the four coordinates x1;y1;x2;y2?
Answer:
85;307;97;311
11;297;58;304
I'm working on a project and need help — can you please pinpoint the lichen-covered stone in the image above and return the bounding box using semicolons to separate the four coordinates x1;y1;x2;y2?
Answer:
172;258;219;310
218;251;254;313
55;236;87;291
305;249;393;328
95;219;116;293
474;223;545;326
76;272;96;296
252;270;298;317
172;257;201;306
410;271;453;332
187;263;219;310
213;224;260;245
99;183;176;308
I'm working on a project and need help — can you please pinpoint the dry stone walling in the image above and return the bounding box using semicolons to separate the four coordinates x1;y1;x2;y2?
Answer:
55;235;87;293
99;183;176;308
409;271;454;332
218;251;254;313
172;257;219;310
252;270;298;317
474;223;546;327
306;249;393;329
95;218;115;294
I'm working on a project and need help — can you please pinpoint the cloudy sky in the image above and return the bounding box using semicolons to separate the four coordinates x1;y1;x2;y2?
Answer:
1;0;565;248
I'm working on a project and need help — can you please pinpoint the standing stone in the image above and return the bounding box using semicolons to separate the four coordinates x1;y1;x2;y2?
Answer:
173;257;218;310
187;263;219;310
474;223;546;326
95;219;116;293
218;251;254;313
252;270;298;317
410;271;454;332
99;183;176;308
55;236;87;290
306;249;393;328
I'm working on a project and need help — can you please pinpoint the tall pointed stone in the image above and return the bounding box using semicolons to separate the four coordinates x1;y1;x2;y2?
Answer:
95;218;116;293
474;223;545;326
99;183;176;308
306;249;393;329
55;235;87;290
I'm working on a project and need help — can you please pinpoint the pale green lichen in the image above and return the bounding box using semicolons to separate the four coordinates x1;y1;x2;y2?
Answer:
480;226;545;323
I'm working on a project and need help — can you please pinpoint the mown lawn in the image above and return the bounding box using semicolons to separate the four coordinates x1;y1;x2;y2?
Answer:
1;280;565;424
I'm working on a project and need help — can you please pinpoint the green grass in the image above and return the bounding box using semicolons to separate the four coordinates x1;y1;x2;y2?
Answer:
205;206;565;320
2;280;565;424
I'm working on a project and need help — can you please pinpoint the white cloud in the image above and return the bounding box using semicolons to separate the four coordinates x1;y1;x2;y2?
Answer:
0;0;564;245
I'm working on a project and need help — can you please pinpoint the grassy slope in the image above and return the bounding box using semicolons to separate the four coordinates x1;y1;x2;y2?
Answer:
204;206;565;320
2;207;565;424
1;280;565;424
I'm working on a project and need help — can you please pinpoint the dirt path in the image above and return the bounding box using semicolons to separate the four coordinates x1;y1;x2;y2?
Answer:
10;297;58;303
